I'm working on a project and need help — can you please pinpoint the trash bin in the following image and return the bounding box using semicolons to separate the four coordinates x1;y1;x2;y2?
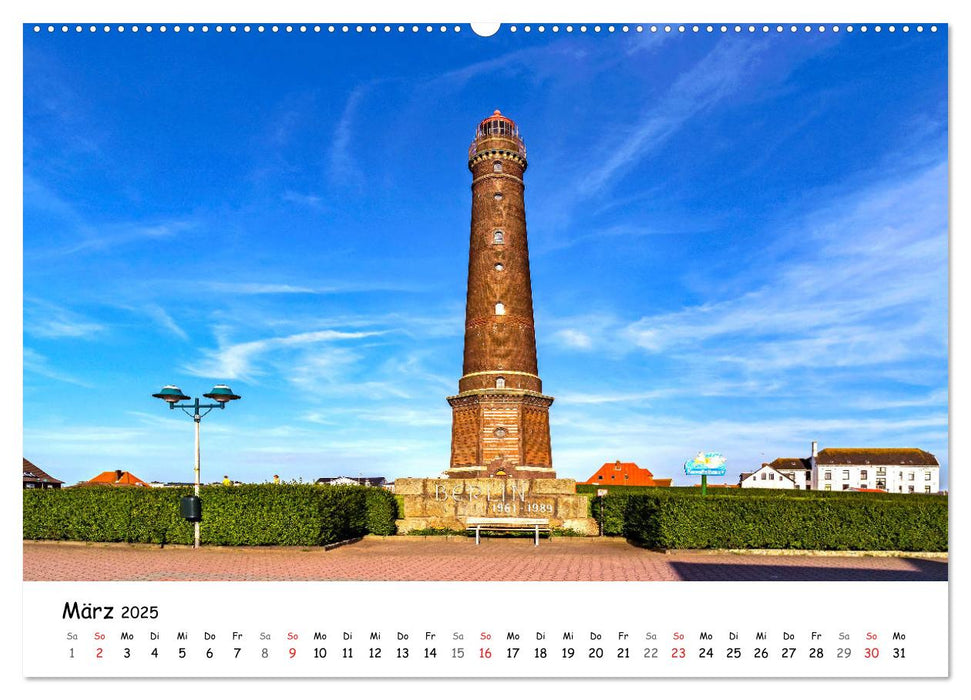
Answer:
180;495;202;522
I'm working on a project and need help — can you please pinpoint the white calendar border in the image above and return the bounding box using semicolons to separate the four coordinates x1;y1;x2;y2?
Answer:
5;0;962;696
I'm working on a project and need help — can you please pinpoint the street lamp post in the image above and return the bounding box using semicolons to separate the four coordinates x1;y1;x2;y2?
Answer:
152;384;241;548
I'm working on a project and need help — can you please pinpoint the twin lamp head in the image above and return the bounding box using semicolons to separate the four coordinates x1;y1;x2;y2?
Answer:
152;384;241;405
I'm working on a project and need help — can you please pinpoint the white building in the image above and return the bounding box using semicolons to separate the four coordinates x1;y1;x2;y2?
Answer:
765;457;811;489
809;443;940;494
739;464;801;489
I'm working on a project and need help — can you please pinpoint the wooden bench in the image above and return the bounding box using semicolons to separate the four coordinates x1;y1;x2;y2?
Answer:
466;517;552;546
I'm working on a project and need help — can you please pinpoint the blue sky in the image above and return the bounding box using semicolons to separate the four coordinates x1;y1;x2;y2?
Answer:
23;25;948;487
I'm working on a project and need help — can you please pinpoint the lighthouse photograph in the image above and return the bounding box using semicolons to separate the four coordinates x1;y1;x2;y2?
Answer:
22;22;947;582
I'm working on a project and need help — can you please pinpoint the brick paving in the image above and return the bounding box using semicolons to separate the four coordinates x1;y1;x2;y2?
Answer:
22;538;947;582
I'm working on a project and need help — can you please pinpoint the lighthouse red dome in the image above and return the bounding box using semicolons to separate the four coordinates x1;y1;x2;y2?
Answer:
475;109;521;140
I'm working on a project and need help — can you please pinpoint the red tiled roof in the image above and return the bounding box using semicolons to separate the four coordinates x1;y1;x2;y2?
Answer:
816;448;938;466
23;458;63;485
582;461;672;486
85;470;149;487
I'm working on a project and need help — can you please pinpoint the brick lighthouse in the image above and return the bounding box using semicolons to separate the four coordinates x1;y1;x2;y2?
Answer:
446;110;555;479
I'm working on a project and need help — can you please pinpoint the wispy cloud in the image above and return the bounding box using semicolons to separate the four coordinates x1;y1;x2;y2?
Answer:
23;348;94;387
24;298;104;339
143;304;188;341
24;176;198;259
551;160;946;381
282;190;325;209
580;38;773;197
184;328;386;380
329;85;369;188
204;281;429;296
207;282;319;295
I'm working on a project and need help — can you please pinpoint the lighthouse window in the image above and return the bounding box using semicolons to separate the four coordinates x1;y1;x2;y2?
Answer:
493;161;503;172
493;230;504;244
495;302;505;315
496;377;505;389
495;263;504;271
494;192;503;201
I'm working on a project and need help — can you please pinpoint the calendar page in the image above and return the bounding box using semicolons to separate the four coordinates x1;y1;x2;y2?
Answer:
16;0;957;691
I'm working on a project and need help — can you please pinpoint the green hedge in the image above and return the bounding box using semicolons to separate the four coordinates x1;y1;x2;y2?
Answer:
24;483;398;546
364;488;399;536
622;491;948;551
577;483;947;499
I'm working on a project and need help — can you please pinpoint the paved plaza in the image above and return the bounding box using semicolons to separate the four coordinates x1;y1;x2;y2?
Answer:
23;538;947;582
